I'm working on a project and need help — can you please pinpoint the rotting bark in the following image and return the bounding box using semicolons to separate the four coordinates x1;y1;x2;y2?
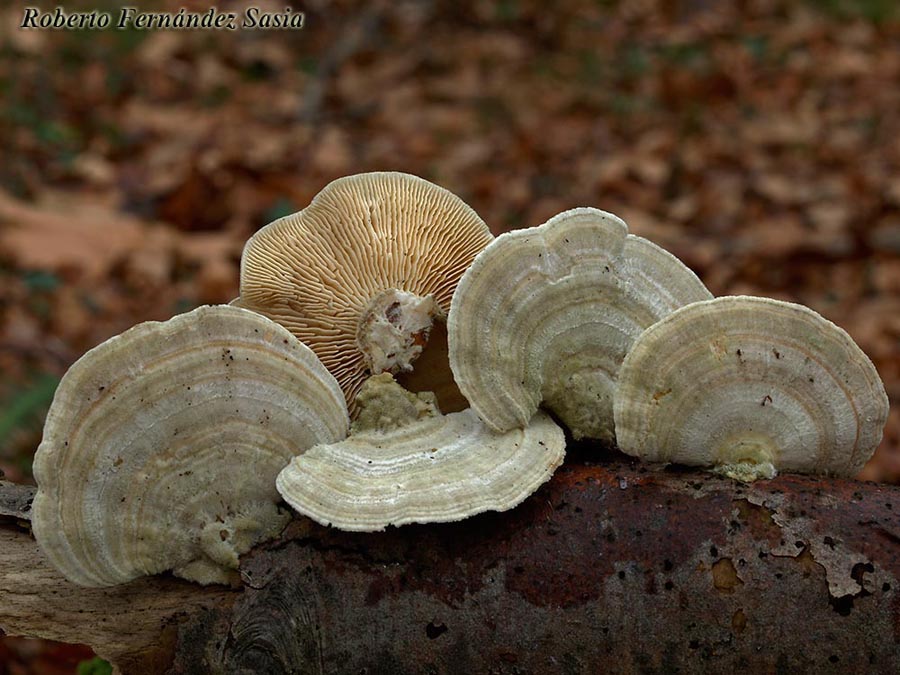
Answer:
2;458;899;674
0;480;35;522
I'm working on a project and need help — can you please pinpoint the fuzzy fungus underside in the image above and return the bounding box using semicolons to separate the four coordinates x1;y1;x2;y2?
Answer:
449;207;712;442
613;296;889;481
31;305;349;587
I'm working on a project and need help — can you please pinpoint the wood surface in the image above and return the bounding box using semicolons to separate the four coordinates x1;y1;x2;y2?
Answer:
2;458;899;673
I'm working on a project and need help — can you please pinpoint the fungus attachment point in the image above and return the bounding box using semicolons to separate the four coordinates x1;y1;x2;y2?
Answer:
276;375;565;531
352;372;439;433
710;434;778;482
614;296;889;480
357;289;442;375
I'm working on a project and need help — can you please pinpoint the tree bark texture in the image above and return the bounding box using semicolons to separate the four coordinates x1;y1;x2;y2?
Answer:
1;459;899;674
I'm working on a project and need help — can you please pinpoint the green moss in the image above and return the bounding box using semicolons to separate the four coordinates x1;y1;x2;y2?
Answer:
0;374;59;456
77;657;113;675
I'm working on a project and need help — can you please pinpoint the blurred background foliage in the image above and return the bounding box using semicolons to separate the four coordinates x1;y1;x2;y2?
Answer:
1;0;899;669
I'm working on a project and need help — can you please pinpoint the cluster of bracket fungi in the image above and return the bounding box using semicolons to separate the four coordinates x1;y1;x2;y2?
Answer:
31;172;889;589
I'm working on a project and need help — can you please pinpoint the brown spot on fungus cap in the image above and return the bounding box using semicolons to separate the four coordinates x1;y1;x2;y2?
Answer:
276;375;565;532
235;172;493;416
613;296;889;480
31;305;349;587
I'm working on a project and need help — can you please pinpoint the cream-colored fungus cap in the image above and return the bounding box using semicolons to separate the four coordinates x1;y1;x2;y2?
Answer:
613;296;889;481
276;374;565;531
234;172;493;416
448;207;711;442
32;305;349;587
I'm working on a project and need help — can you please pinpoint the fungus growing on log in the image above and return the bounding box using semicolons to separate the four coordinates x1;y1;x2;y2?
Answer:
31;305;349;587
614;296;889;481
234;172;493;416
276;374;565;531
2;170;895;673
448;207;711;442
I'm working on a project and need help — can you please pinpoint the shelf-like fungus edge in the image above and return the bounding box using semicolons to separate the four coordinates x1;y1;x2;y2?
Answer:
234;172;493;416
448;207;711;442
613;296;889;481
276;374;566;531
31;305;350;587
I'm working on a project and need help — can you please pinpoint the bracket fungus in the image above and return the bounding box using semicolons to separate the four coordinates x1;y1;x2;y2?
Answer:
31;305;349;587
613;296;889;481
448;207;711;442
234;172;493;416
276;374;565;531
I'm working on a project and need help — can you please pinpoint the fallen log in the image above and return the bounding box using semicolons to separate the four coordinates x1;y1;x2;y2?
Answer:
2;457;899;673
